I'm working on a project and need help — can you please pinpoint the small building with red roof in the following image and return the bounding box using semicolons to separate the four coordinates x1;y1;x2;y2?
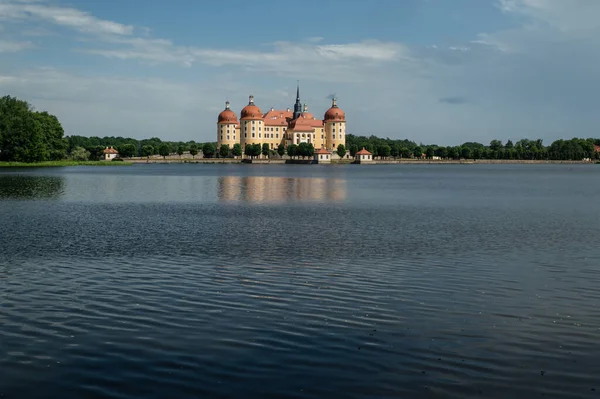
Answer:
355;147;373;163
103;146;119;161
314;147;332;163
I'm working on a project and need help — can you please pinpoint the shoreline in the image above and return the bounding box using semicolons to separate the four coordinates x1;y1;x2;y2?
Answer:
1;159;597;168
0;161;133;168
126;158;597;165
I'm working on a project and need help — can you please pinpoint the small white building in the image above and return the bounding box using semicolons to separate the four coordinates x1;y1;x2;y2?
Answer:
355;147;373;163
103;146;119;161
314;148;332;163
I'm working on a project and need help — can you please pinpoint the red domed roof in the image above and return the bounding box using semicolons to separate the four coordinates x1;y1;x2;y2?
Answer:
240;95;263;120
218;101;238;124
324;98;345;122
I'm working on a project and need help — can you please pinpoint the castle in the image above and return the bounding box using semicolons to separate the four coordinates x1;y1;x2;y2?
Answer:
217;86;346;154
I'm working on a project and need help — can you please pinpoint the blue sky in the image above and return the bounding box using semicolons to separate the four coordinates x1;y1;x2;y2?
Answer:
1;0;599;145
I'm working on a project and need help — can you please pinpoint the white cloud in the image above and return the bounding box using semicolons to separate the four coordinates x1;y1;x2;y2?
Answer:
0;38;32;52
498;0;600;35
80;38;407;83
0;0;133;36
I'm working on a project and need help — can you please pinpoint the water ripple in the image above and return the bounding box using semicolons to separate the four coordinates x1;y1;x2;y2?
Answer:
1;165;600;398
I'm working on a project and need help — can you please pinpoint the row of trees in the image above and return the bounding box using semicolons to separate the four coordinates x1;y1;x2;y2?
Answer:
346;134;600;160
67;135;217;161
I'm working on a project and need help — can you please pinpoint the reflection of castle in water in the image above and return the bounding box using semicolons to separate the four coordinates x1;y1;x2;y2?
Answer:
218;176;346;204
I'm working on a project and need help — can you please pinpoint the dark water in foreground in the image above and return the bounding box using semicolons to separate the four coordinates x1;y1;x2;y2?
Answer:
1;164;599;398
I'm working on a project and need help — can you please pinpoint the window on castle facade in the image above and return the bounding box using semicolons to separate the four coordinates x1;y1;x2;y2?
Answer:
252;133;255;138
276;134;279;138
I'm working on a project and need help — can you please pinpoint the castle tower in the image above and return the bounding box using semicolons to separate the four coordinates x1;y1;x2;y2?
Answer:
217;100;239;149
239;95;264;153
323;97;346;152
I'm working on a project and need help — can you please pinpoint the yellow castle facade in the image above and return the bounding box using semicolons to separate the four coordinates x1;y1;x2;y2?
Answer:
217;86;346;153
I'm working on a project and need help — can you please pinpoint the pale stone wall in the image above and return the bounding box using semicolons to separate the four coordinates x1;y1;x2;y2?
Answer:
240;119;265;150
217;123;238;149
325;121;345;151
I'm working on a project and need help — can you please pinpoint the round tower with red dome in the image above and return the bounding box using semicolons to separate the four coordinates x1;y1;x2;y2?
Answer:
324;97;346;152
239;95;264;152
217;101;239;150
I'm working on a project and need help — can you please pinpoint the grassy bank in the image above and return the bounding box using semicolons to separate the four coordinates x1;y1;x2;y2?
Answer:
0;160;133;168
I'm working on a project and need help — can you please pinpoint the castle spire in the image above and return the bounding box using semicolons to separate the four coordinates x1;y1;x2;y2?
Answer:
293;81;302;119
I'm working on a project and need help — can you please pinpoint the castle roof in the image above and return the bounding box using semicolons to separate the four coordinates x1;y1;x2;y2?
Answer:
240;95;263;120
218;101;238;124
263;108;293;126
324;98;345;122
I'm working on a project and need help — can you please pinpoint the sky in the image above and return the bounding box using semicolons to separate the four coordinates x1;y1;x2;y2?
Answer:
1;0;599;145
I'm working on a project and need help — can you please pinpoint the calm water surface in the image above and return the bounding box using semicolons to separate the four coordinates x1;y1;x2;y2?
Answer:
1;164;599;398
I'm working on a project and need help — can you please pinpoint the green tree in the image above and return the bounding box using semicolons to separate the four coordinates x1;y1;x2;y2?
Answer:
158;144;170;159
219;144;230;158
244;143;260;159
119;143;137;158
262;143;270;157
141;145;154;158
307;143;315;158
297;142;310;158
461;147;472;159
435;147;448;159
88;146;105;161
490;139;503;151
336;144;347;159
413;146;422;158
189;143;198;158
472;148;482;159
505;139;514;149
232;143;242;157
400;147;411;158
202;143;216;158
0;96;50;162
425;147;435;159
448;146;459;159
70;146;90;161
177;145;185;157
349;144;359;157
287;144;298;159
390;144;399;158
377;144;390;159
277;143;285;157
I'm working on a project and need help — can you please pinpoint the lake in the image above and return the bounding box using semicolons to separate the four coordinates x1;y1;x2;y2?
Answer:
1;164;599;398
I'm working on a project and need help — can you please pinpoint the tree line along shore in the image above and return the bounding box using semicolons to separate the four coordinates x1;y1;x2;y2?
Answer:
1;95;599;165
